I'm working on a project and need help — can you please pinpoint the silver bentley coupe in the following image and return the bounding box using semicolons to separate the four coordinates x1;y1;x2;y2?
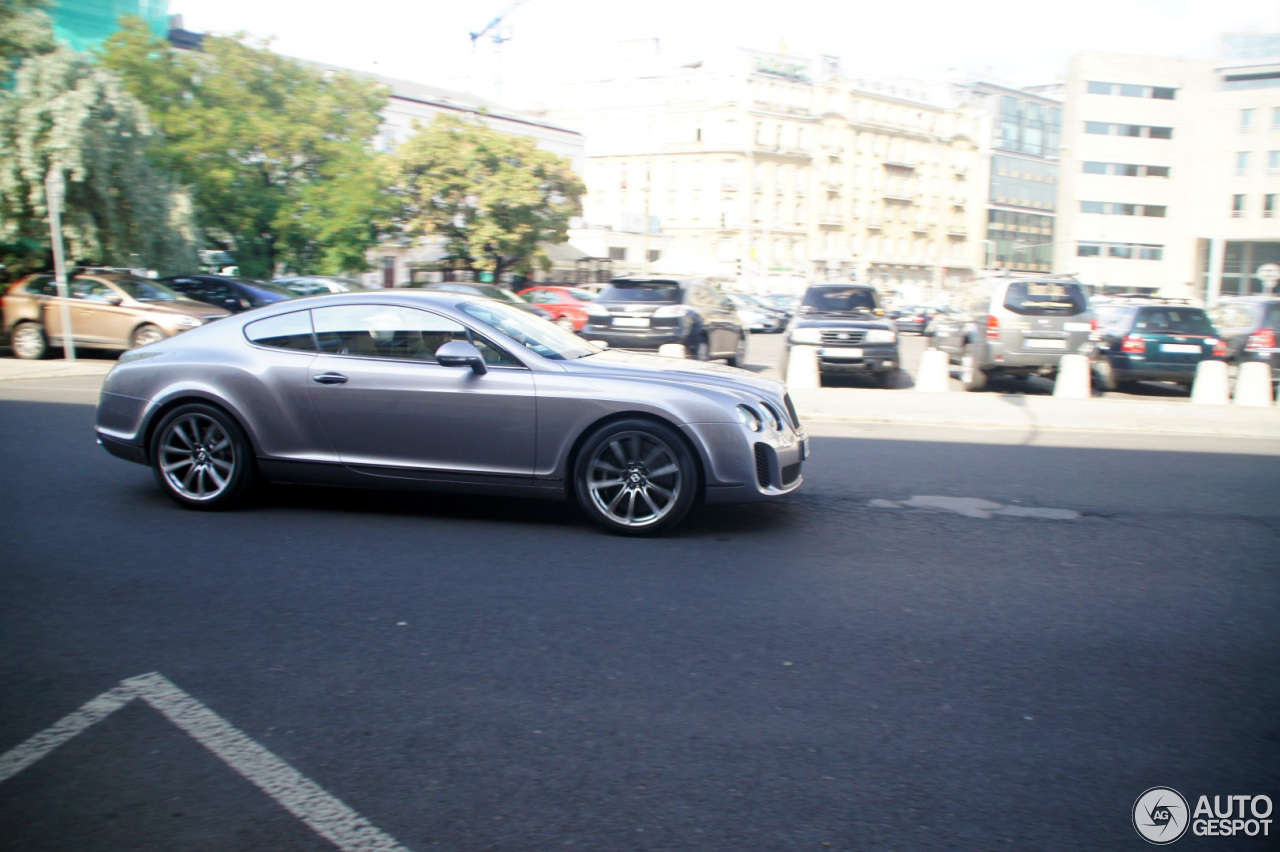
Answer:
94;290;808;535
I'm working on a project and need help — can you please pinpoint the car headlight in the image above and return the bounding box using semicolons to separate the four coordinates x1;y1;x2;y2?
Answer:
790;327;822;345
864;329;896;344
173;316;201;329
735;404;762;432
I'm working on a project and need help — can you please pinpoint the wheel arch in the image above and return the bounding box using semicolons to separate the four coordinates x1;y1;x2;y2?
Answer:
140;393;260;466
562;411;707;505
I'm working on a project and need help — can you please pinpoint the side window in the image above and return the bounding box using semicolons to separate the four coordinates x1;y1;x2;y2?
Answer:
70;278;114;302
245;310;316;351
312;304;469;362
526;290;556;305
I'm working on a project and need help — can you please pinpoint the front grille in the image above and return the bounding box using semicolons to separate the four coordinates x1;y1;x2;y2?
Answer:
754;444;772;489
781;462;801;486
820;329;867;345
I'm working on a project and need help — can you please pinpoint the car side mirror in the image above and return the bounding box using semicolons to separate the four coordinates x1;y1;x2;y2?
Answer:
435;340;488;375
104;293;124;306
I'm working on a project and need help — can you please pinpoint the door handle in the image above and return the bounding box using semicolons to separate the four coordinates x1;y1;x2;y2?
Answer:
312;372;348;385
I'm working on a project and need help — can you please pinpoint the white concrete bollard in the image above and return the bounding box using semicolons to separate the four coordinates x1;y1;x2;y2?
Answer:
1233;361;1275;407
1190;359;1230;405
914;348;951;393
657;343;687;358
785;345;822;389
1053;353;1092;399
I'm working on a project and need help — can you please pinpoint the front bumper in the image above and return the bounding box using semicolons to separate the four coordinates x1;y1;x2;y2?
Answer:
810;345;899;374
683;420;808;505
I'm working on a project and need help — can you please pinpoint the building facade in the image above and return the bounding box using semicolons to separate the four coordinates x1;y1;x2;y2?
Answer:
1056;44;1280;301
530;47;985;302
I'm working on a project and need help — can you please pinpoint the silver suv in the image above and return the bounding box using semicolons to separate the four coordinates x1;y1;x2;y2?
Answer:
928;274;1093;391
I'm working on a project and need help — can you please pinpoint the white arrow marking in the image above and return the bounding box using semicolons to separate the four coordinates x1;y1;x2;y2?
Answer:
0;672;409;852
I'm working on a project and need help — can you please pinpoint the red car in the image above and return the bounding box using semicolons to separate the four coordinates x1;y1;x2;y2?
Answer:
517;285;599;332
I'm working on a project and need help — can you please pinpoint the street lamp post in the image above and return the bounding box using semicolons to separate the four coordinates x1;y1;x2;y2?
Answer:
44;168;76;362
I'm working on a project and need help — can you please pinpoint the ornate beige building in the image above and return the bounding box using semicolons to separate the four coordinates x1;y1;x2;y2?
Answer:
529;46;985;301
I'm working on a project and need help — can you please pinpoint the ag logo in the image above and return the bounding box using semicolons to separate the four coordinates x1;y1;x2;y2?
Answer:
1134;787;1190;844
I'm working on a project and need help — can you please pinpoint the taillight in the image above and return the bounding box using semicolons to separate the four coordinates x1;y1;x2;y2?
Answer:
1212;338;1227;358
1089;317;1101;342
1121;334;1146;354
985;315;1000;341
1246;328;1276;351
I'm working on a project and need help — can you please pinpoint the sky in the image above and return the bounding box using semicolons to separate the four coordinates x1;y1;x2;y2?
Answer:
170;0;1280;103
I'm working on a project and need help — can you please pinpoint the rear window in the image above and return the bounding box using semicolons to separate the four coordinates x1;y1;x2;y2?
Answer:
1208;302;1260;331
599;281;682;302
802;287;878;312
1134;308;1215;336
1002;281;1088;316
1264;303;1280;331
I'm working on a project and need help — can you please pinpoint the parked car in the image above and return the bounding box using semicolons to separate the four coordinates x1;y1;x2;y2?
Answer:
889;305;935;335
412;283;553;320
725;293;785;333
928;274;1093;391
1208;295;1280;392
273;275;365;296
760;293;800;316
160;274;298;313
516;285;598;331
783;283;900;387
582;276;747;365
2;269;230;360
93;291;807;535
1087;299;1227;391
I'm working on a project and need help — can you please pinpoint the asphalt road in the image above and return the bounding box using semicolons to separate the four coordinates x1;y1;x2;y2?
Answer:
0;375;1277;851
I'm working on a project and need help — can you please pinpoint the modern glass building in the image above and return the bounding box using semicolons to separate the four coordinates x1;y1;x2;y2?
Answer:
51;0;169;53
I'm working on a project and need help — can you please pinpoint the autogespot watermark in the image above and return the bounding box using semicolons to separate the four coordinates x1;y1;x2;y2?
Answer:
1132;787;1273;844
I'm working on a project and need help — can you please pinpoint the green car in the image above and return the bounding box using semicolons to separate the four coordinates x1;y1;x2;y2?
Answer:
1089;299;1226;392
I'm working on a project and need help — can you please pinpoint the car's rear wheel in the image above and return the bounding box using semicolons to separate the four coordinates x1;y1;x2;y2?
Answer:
10;321;48;360
726;333;747;367
131;323;165;349
573;419;697;535
150;403;256;509
1094;357;1119;391
960;344;988;391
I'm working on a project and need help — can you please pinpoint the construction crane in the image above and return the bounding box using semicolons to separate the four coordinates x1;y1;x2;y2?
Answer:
469;0;530;50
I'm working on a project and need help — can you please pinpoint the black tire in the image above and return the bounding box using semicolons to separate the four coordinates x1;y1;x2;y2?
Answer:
573;418;698;535
9;321;48;360
960;343;988;392
1093;357;1118;391
131;323;165;349
150;403;257;510
725;333;747;368
876;367;901;389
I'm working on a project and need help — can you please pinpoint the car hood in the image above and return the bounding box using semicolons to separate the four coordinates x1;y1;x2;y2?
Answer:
566;349;786;398
791;312;894;331
134;300;232;320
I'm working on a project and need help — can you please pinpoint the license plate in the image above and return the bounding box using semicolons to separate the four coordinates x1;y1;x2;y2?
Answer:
1024;338;1066;349
1063;322;1092;332
612;317;650;328
1161;343;1201;353
820;347;863;358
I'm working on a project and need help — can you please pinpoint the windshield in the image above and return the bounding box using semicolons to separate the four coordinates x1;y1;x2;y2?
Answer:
599;281;682;302
565;288;598;301
460;299;600;361
802;287;877;312
113;277;183;302
239;279;298;298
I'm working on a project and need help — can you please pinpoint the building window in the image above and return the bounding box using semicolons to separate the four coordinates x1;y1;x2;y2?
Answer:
1241;109;1254;132
1077;241;1163;260
1236;151;1251;175
1084;122;1173;139
1087;81;1113;95
1232;194;1246;217
1264;195;1276;218
1082;161;1172;177
1269;151;1280;174
1086;81;1176;99
608;247;627;261
1079;201;1166;217
1273;107;1280;130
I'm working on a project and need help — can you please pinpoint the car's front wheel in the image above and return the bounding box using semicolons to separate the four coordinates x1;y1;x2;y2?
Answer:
726;333;747;367
150;403;257;509
960;343;989;392
131;323;165;349
10;321;48;360
573;418;698;535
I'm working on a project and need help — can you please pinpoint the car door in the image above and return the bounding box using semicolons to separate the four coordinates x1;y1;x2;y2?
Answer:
305;303;537;483
68;277;138;347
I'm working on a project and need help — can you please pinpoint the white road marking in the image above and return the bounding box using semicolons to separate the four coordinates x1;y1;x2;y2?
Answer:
0;672;410;852
871;495;1080;520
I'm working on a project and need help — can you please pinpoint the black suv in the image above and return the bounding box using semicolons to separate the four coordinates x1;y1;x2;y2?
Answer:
784;284;900;387
582;276;747;365
1208;296;1280;393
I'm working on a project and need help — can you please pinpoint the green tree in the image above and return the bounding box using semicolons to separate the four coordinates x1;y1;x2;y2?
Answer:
0;46;199;276
0;0;55;78
99;18;391;279
395;113;584;282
